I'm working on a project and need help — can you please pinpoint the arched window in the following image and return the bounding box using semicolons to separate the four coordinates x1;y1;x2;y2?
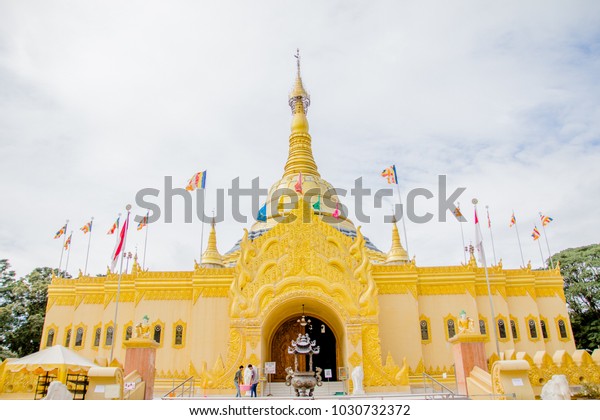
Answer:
75;328;84;347
125;326;133;341
94;328;101;347
447;319;456;338
105;326;114;346
497;320;507;339
479;320;487;335
420;320;429;341
46;329;55;347
528;319;538;339
154;325;162;344
558;320;568;339
64;329;72;347
510;320;518;339
175;325;184;345
540;320;548;339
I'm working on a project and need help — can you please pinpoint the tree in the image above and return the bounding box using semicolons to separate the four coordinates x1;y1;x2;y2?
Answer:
0;260;55;359
553;244;600;350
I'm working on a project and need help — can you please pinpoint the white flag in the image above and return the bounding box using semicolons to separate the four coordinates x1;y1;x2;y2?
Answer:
474;207;486;265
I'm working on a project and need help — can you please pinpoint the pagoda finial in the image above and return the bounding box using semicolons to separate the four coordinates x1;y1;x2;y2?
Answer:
386;219;409;264
284;49;319;178
201;218;224;267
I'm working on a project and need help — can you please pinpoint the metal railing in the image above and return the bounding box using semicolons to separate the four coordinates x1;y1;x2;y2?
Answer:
421;373;458;399
163;376;195;399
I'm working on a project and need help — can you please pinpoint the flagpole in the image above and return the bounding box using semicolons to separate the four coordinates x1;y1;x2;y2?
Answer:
199;189;206;261
535;230;546;268
58;219;69;275
84;217;94;276
512;210;526;267
486;206;497;266
142;212;149;270
474;199;501;358
64;231;73;277
457;202;467;264
394;183;410;257
110;205;131;363
539;213;554;268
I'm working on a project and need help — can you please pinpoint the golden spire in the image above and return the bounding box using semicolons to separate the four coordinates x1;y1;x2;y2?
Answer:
283;49;320;178
386;218;409;264
201;218;224;267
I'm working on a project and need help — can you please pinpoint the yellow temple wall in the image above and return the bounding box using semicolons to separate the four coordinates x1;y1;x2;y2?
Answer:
189;296;230;375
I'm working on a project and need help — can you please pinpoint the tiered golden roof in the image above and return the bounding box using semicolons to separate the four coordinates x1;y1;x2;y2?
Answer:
201;219;224;267
386;219;409;264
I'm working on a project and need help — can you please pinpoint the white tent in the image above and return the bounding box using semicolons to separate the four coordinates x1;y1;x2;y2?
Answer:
6;345;97;374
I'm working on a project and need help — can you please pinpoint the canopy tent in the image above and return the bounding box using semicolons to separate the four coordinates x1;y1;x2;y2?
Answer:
6;345;98;375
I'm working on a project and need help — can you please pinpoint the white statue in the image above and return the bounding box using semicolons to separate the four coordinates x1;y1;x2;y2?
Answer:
541;374;571;400
351;365;365;395
43;381;74;400
244;366;253;396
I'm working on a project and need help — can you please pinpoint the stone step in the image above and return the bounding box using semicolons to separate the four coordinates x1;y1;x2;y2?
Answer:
260;381;346;397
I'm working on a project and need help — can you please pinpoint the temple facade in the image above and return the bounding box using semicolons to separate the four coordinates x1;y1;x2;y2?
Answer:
35;58;576;394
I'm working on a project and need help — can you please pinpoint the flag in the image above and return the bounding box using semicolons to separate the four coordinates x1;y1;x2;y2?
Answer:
64;233;72;250
111;214;129;272
185;170;207;191
486;208;491;229
54;224;67;239
137;212;148;231
509;213;516;228
294;172;303;194
332;202;340;219
474;208;485;264
532;226;541;241
539;213;553;227
312;195;321;211
454;205;463;219
257;203;267;222
80;221;92;234
107;217;120;235
381;165;398;184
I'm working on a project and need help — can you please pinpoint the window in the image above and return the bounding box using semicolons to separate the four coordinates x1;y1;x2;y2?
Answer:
46;329;55;347
105;326;114;346
447;319;456;338
498;320;507;339
540;320;548;339
154;325;162;344
420;320;429;341
175;325;184;345
125;326;133;341
94;328;101;347
479;320;487;335
65;329;72;347
558;320;568;339
75;328;84;347
528;319;538;339
510;320;518;340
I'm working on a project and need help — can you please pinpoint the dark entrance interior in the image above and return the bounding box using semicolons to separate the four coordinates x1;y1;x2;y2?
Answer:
270;316;337;381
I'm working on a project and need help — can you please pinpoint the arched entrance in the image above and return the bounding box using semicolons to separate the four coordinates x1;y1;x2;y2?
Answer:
269;316;338;381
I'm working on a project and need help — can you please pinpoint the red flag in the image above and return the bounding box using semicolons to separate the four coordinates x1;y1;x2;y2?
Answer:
110;213;130;272
332;202;340;219
474;207;485;264
294;172;303;194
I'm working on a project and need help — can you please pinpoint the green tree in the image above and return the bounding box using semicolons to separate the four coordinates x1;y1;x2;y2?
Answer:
554;244;600;350
0;260;56;359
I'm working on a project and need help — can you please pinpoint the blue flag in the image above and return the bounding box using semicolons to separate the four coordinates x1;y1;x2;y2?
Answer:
257;203;267;222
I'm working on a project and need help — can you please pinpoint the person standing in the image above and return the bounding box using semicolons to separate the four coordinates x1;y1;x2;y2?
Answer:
248;364;258;398
234;365;244;398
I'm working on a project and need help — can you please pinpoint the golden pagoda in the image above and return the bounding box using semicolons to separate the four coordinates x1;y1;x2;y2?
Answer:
4;52;592;398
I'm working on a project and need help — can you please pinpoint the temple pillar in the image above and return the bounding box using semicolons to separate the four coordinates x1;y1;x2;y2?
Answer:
124;338;159;400
449;333;487;396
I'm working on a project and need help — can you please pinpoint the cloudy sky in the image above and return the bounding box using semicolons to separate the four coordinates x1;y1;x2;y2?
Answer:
1;1;599;278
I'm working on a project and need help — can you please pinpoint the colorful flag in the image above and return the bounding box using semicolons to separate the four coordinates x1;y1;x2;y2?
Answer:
539;213;553;227
509;213;516;228
312;195;321;211
185;170;207;191
474;208;485;264
532;226;541;241
294;172;303;194
137;212;148;231
54;224;67;239
332;202;340;219
107;217;120;235
80;221;92;234
257;203;267;222
64;233;72;250
454;205;463;219
111;214;129;272
381;165;398;185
